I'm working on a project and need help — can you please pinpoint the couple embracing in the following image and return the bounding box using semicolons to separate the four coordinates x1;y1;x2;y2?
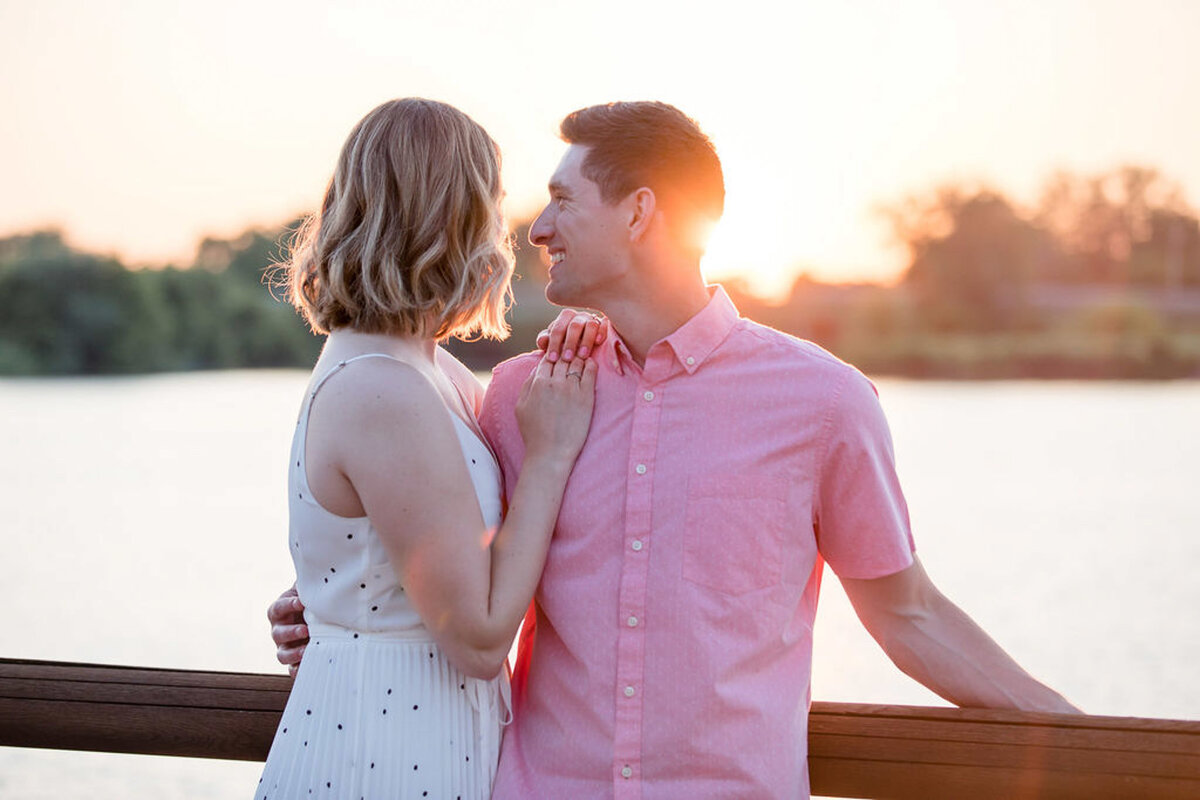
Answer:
258;98;1076;800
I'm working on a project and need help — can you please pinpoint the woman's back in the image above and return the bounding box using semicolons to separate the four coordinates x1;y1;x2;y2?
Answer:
289;353;502;635
256;353;508;800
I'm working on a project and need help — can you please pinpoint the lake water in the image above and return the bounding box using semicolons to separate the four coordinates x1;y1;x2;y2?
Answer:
1;372;1198;798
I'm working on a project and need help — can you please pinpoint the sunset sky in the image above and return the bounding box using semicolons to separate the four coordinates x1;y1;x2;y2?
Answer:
2;0;1198;297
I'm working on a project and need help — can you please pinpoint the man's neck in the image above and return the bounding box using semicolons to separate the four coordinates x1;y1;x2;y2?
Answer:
601;276;711;367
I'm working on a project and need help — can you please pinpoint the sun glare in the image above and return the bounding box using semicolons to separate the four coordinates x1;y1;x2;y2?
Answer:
700;173;821;302
701;218;794;300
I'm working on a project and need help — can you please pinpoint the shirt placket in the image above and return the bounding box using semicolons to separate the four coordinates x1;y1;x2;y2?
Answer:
611;348;670;799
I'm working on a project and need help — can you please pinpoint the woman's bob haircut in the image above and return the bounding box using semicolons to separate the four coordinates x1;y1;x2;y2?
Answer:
286;98;513;340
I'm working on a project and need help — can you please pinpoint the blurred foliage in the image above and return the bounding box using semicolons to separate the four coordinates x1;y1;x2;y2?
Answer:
2;165;1199;378
0;220;561;376
0;226;322;375
725;165;1200;379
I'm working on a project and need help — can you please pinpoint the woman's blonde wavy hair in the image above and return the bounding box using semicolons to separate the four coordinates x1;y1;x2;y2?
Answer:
286;98;513;340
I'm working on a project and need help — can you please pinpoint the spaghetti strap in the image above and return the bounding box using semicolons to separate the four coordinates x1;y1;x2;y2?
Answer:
308;353;406;401
294;353;409;503
303;353;493;458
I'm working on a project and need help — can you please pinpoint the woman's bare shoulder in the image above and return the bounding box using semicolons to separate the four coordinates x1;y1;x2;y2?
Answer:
311;356;450;438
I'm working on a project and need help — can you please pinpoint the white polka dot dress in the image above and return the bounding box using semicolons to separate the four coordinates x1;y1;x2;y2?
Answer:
256;354;508;800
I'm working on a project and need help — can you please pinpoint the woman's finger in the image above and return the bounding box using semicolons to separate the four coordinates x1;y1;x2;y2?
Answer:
544;308;575;362
548;351;572;379
536;351;555;379
574;317;600;359
560;314;589;361
559;354;588;385
520;353;552;405
579;354;599;389
594;316;609;347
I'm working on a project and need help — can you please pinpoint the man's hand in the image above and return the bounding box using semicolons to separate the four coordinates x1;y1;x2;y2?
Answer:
267;584;309;677
537;309;608;363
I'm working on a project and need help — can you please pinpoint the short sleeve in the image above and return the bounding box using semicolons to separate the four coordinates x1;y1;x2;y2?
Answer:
478;353;539;500
813;367;916;579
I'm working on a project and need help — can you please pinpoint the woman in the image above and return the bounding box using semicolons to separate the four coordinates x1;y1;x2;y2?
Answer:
254;98;597;799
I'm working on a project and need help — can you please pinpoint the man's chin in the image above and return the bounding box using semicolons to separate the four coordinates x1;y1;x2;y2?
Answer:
544;281;575;308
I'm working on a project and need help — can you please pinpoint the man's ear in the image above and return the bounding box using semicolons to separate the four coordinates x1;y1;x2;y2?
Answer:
627;187;658;242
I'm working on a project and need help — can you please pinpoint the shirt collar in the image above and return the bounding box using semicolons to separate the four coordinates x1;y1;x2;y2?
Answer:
602;284;740;376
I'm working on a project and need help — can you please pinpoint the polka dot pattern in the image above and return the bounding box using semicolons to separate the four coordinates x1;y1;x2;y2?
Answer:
256;631;505;798
256;354;507;798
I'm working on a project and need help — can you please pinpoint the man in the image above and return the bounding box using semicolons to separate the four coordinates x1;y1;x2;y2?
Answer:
272;101;1078;798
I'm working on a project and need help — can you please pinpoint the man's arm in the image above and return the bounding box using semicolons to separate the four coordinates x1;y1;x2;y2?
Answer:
840;556;1080;713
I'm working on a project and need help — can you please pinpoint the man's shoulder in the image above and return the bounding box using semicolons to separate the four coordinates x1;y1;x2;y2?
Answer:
727;319;879;414
487;351;540;396
478;351;539;440
492;350;541;378
734;318;859;375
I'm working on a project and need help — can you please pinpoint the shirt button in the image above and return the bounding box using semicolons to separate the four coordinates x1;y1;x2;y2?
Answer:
635;463;647;475
624;685;636;697
686;356;695;366
621;766;633;779
642;390;654;401
631;539;643;551
626;615;639;627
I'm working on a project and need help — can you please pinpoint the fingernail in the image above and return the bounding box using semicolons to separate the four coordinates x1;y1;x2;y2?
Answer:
578;346;589;358
547;351;558;362
563;349;573;361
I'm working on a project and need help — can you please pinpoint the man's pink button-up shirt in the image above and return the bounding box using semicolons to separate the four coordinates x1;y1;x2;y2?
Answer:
479;287;915;799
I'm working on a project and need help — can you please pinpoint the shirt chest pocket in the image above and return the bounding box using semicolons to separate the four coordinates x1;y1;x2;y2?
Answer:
682;476;786;595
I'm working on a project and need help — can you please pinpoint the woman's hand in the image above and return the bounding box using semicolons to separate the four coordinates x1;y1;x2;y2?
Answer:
537;309;608;363
516;351;598;466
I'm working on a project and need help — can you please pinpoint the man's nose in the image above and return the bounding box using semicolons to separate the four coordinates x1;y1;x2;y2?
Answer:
529;208;552;246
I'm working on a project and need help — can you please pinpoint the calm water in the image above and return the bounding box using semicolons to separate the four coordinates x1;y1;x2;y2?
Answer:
1;372;1198;798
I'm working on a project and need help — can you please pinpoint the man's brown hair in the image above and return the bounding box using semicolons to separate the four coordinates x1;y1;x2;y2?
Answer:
560;101;724;251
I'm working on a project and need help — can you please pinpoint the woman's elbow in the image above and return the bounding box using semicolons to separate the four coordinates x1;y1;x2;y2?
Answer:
445;644;508;680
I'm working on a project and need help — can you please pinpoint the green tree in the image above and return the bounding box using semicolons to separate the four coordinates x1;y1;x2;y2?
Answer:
0;232;172;374
181;221;322;368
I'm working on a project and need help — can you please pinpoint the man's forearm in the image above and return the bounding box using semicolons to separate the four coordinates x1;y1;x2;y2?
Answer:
874;591;1080;713
842;558;1080;714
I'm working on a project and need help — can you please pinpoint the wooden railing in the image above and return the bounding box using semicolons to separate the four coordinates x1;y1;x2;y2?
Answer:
2;657;1198;798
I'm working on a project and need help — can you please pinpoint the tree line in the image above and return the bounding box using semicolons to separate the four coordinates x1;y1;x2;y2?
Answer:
730;165;1200;378
0;225;321;374
2;165;1198;378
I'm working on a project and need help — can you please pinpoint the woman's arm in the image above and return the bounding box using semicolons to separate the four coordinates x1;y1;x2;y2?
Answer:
326;355;595;679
